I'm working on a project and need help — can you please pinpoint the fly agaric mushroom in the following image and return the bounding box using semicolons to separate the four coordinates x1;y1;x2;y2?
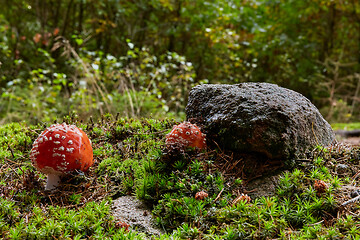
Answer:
195;191;208;200
30;123;93;190
314;180;328;195
232;193;251;205
115;221;130;232
165;121;206;150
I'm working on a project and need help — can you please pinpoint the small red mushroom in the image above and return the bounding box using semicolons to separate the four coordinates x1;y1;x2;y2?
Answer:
314;180;328;195
232;193;251;205
30;123;93;190
115;221;130;231
195;191;208;200
165;121;206;150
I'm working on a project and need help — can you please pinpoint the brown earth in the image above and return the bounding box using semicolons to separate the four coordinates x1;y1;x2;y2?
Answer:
335;129;360;146
340;137;360;146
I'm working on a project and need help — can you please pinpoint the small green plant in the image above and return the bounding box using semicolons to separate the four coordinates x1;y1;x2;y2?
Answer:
68;193;82;205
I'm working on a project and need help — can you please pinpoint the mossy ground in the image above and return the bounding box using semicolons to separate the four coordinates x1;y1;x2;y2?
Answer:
1;116;360;239
332;122;360;130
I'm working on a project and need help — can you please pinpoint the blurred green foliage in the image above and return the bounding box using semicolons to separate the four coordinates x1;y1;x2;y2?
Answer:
0;0;360;123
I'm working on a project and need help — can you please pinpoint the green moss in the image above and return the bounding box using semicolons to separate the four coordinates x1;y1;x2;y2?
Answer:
331;122;360;130
0;122;32;161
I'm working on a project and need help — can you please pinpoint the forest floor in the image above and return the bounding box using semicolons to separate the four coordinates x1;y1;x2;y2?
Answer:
336;132;360;146
1;119;360;239
340;137;360;146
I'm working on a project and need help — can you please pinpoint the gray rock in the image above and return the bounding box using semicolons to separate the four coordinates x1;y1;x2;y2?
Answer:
112;196;163;237
186;83;335;163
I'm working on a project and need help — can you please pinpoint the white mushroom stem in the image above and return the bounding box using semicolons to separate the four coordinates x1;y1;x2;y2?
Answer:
45;173;61;190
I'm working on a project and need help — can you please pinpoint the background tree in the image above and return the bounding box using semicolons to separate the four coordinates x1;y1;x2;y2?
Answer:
0;0;359;123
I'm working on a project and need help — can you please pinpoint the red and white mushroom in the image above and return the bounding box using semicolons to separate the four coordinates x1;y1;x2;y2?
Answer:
30;123;94;190
165;121;206;150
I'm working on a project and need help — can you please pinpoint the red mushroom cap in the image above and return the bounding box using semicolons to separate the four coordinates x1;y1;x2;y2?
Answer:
314;180;328;195
30;123;93;177
165;121;206;150
195;191;208;200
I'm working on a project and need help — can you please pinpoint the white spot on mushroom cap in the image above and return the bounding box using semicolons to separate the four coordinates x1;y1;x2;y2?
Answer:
54;134;60;139
30;150;40;157
61;124;68;133
61;161;68;166
66;148;74;153
68;140;73;145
